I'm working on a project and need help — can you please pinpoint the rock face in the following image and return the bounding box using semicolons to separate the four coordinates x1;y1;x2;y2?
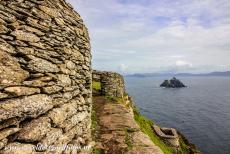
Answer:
0;0;92;153
92;70;125;98
160;77;186;88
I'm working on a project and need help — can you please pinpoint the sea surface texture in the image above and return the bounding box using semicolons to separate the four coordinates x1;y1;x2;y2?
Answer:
125;77;230;154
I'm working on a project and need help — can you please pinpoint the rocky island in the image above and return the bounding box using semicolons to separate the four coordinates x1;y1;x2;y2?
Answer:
160;77;187;88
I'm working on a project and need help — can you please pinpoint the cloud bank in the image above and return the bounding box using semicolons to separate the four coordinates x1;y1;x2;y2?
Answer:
67;0;230;74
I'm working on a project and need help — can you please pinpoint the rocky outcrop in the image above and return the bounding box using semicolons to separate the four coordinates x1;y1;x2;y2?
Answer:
160;77;186;88
93;70;125;98
0;0;92;153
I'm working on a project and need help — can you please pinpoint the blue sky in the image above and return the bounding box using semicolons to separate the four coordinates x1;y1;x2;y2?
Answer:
67;0;230;74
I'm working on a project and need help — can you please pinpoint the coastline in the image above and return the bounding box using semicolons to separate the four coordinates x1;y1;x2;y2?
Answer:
92;70;200;154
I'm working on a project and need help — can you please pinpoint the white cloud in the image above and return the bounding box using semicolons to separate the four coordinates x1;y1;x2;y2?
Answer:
67;0;230;73
176;60;193;67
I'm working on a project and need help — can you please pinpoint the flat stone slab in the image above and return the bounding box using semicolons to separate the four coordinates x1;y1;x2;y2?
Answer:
93;96;163;154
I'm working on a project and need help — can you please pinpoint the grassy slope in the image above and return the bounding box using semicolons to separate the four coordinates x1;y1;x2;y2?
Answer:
133;107;174;154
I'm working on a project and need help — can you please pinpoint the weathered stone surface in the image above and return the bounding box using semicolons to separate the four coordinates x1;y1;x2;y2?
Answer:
57;74;72;86
4;86;40;96
11;30;40;42
0;92;8;99
17;117;51;142
0;50;29;86
0;94;53;121
59;111;88;132
94;96;164;154
0;25;9;34
23;79;50;87
0;0;92;153
42;85;63;94
40;128;63;146
0;42;15;54
0;138;7;150
28;56;59;73
48;102;78;126
39;5;60;18
2;142;36;154
0;128;21;140
0;118;21;130
17;47;35;55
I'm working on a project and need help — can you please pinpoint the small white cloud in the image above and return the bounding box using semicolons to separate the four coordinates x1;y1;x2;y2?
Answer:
176;60;193;67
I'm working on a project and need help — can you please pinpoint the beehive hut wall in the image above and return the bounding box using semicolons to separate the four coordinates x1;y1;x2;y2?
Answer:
0;0;92;153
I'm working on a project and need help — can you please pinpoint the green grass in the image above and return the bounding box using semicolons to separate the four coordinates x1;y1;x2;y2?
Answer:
92;81;101;91
91;102;99;140
133;107;174;154
91;101;103;154
124;128;134;150
91;149;103;154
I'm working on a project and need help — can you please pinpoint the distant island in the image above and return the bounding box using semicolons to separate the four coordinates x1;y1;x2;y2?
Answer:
126;71;230;77
160;77;186;88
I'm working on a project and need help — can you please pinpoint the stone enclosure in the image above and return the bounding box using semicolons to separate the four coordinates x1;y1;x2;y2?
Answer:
92;70;125;98
0;0;92;153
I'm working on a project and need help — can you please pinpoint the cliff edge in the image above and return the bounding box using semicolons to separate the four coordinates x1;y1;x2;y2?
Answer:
92;70;200;154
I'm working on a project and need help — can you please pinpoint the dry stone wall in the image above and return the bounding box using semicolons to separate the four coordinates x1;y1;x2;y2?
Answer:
0;0;92;153
93;70;125;98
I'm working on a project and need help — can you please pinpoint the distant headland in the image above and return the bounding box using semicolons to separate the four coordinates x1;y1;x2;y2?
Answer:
126;71;230;77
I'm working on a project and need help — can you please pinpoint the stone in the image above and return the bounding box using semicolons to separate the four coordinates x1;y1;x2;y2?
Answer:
42;85;63;94
16;47;35;55
48;102;78;126
59;112;88;132
0;128;21;140
23;80;50;87
0;118;21;130
17;117;51;142
160;77;186;88
39;5;60;18
153;125;180;148
40;128;63;146
57;74;72;86
4;86;40;96
31;7;51;20
0;50;29;86
0;10;17;23
0;92;8;99
0;25;9;34
21;25;45;36
0;138;7;150
0;41;16;54
0;94;53;121
11;30;40;42
28;56;59;73
66;60;76;70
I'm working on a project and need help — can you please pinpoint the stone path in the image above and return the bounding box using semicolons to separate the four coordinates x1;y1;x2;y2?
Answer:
93;97;163;154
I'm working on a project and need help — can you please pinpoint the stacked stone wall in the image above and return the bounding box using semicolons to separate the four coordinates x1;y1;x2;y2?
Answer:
93;70;125;98
0;0;92;153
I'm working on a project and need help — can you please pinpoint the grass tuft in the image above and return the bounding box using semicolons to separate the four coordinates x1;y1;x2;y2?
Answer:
93;81;101;91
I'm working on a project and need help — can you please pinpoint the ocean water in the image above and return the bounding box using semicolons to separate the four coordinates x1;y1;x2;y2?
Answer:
125;77;230;154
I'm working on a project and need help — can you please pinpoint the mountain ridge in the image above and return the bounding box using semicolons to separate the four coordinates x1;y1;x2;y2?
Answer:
126;71;230;77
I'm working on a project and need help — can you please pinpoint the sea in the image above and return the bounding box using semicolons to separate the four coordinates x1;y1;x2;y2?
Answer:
125;76;230;154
